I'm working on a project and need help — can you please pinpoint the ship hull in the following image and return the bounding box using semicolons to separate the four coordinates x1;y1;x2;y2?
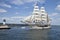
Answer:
20;25;51;29
28;24;51;29
0;25;10;29
30;26;51;29
21;23;51;29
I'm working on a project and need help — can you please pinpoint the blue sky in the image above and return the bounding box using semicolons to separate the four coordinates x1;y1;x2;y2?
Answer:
0;0;60;25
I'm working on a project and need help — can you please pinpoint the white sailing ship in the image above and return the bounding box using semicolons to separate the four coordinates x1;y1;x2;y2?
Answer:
21;2;51;29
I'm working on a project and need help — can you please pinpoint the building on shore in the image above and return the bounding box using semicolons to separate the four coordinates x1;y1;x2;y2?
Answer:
0;19;10;29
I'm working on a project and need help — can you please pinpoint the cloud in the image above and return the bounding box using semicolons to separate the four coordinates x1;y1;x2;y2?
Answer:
11;0;46;5
2;17;13;20
0;9;7;13
50;5;60;25
11;0;23;5
51;18;60;25
56;5;60;11
14;7;19;9
0;3;12;8
49;12;60;25
23;6;30;9
49;13;59;22
23;0;45;3
1;17;21;24
24;7;29;9
49;13;58;17
11;16;26;19
2;16;26;24
15;12;19;14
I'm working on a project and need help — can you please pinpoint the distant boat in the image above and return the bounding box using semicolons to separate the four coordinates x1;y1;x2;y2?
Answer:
21;27;26;29
21;2;51;29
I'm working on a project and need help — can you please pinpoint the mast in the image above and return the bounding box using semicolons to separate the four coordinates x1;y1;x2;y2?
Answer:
32;2;40;23
47;14;50;26
40;7;48;25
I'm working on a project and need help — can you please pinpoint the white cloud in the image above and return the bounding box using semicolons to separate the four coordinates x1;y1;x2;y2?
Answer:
2;17;13;20
1;17;21;24
49;13;58;17
0;4;12;8
0;9;7;13
15;12;19;14
56;5;60;11
25;7;29;9
12;0;23;5
15;7;19;9
23;6;30;9
11;0;46;5
51;18;60;25
0;16;27;23
49;12;60;25
11;16;26;19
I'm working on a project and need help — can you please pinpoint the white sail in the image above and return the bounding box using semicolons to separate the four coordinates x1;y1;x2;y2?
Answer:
22;2;51;28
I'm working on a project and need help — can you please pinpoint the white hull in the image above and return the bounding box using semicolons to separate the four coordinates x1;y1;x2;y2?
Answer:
30;26;51;29
0;25;10;29
20;25;51;29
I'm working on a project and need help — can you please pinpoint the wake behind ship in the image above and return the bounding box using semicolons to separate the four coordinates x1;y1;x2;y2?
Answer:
21;2;51;29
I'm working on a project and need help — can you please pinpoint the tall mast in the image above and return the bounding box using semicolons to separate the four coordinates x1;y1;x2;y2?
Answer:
33;2;39;15
40;6;48;25
32;2;40;23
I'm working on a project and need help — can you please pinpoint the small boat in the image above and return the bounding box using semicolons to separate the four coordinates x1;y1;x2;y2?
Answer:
21;27;26;29
0;25;10;29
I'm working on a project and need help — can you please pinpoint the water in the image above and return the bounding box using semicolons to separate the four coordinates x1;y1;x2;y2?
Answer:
0;25;60;40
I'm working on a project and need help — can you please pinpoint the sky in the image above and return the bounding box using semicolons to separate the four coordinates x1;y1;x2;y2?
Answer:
0;0;60;25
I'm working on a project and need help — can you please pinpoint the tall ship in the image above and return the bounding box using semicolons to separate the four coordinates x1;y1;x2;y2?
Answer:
21;2;51;29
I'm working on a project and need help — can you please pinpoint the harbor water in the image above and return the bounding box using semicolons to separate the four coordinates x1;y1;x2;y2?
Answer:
0;25;60;40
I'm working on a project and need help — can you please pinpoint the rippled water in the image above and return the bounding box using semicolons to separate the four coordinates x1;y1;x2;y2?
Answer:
0;25;60;40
